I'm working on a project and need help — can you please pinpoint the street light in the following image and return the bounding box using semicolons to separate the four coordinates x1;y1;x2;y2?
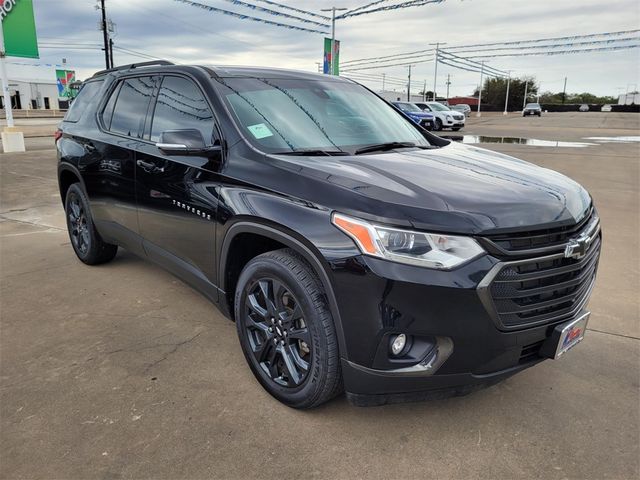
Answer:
503;70;511;115
320;7;347;75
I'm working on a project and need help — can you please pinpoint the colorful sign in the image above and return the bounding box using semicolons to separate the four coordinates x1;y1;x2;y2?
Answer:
56;69;76;98
1;0;39;59
323;37;340;75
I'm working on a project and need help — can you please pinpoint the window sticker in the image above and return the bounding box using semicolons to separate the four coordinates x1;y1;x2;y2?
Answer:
247;123;274;139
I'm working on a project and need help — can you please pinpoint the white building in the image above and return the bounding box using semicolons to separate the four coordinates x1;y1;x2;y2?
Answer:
618;92;640;105
0;62;75;111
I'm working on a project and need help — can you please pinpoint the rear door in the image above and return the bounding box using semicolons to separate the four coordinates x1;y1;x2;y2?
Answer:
134;74;221;300
78;75;158;252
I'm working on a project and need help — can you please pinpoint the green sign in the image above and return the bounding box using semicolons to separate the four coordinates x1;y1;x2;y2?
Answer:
323;37;340;75
1;0;39;59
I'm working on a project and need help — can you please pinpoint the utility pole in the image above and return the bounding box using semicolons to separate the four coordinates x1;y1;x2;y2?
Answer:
476;61;484;117
432;42;439;101
0;20;14;128
523;80;529;109
320;7;347;75
99;0;110;69
503;70;511;115
423;80;427;102
445;74;451;99
562;76;567;104
407;65;412;101
382;73;386;92
109;38;114;68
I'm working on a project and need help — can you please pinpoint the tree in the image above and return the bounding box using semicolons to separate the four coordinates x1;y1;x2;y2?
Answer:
480;76;538;110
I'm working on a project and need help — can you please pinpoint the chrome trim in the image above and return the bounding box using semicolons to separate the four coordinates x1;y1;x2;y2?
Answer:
482;214;600;258
156;142;188;150
477;233;600;331
347;337;454;376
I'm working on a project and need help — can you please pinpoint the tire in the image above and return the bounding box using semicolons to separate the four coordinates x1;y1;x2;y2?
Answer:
64;183;118;265
234;248;342;409
434;118;443;131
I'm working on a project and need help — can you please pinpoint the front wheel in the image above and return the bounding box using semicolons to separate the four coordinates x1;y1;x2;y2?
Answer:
434;118;443;131
234;249;342;409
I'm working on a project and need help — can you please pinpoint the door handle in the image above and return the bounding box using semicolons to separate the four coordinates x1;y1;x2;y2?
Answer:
137;159;164;173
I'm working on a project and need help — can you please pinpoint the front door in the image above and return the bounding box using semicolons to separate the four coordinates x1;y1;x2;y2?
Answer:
135;75;221;300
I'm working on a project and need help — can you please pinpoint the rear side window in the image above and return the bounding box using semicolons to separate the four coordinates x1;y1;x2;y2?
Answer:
101;82;120;130
150;76;215;144
64;80;104;123
110;76;156;138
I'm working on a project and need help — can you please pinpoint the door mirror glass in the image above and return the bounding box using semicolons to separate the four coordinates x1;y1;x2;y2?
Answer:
156;129;220;156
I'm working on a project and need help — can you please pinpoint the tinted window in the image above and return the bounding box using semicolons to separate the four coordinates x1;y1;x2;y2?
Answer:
110;76;156;138
65;80;103;122
101;82;120;130
150;76;215;144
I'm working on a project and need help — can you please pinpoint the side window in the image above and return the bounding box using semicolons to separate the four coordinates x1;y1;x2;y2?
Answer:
64;80;104;123
100;82;120;130
150;76;215;144
110;76;156;138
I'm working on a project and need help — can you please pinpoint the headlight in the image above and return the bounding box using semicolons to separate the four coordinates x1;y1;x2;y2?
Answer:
332;213;485;269
446;115;452;121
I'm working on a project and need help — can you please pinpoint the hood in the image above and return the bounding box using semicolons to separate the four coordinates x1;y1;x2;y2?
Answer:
405;111;433;119
260;142;592;235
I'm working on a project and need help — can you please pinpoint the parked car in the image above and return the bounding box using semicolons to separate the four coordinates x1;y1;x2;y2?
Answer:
391;101;434;130
579;104;590;112
414;101;465;131
601;104;612;112
522;103;542;117
56;61;601;408
451;104;471;117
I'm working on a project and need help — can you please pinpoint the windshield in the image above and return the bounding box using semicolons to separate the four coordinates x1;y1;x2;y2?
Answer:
214;77;431;153
427;102;449;111
526;103;540;108
395;102;421;113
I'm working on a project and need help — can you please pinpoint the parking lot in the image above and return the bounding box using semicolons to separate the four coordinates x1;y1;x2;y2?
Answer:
1;112;638;479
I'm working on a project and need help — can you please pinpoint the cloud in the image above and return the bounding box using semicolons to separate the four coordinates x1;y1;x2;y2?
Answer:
28;0;640;96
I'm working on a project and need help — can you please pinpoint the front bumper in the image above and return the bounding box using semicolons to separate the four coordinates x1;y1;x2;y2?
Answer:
444;118;465;128
328;246;598;404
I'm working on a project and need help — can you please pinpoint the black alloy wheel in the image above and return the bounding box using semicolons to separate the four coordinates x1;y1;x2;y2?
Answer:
235;249;342;408
67;191;90;256
64;183;118;265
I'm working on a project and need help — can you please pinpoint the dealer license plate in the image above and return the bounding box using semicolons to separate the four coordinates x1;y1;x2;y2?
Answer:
554;312;590;358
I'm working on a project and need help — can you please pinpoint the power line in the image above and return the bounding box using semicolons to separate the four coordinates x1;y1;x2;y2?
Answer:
342;57;435;71
438;50;507;75
342;29;640;65
218;0;329;28
342;49;435;67
445;29;640;50
251;0;330;20
173;0;329;34
461;43;640;59
452;36;640;54
340;1;390;17
337;0;445;19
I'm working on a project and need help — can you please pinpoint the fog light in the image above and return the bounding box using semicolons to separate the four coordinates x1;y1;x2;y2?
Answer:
390;334;407;356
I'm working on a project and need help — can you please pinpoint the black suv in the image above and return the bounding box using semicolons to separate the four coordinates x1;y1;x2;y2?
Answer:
56;61;601;408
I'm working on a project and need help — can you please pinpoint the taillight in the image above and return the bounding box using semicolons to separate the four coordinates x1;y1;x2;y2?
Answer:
54;129;63;142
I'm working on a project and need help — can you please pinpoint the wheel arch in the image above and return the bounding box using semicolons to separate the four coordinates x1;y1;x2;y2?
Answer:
219;220;349;358
58;163;86;205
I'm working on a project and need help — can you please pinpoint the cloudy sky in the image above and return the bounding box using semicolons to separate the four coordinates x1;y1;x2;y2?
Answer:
25;0;640;97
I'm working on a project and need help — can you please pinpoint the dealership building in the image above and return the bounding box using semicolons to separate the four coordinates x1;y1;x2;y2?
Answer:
0;62;76;111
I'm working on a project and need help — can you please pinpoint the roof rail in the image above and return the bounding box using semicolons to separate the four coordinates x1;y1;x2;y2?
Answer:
92;60;175;78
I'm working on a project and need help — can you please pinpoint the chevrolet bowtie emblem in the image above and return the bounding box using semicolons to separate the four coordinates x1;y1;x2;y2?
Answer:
564;233;591;259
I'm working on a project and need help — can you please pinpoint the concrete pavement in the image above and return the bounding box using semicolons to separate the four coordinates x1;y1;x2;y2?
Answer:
1;113;638;479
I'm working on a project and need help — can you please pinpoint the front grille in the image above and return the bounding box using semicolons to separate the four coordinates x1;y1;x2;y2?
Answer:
483;234;601;329
482;207;597;257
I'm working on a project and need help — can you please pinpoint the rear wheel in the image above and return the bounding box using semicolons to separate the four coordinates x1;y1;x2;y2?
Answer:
65;183;118;265
235;249;342;409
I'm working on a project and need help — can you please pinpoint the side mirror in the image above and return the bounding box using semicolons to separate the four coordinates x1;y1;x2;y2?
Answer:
156;129;221;157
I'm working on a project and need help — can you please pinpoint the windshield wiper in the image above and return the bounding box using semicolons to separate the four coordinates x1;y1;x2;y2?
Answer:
355;141;429;155
275;149;349;156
